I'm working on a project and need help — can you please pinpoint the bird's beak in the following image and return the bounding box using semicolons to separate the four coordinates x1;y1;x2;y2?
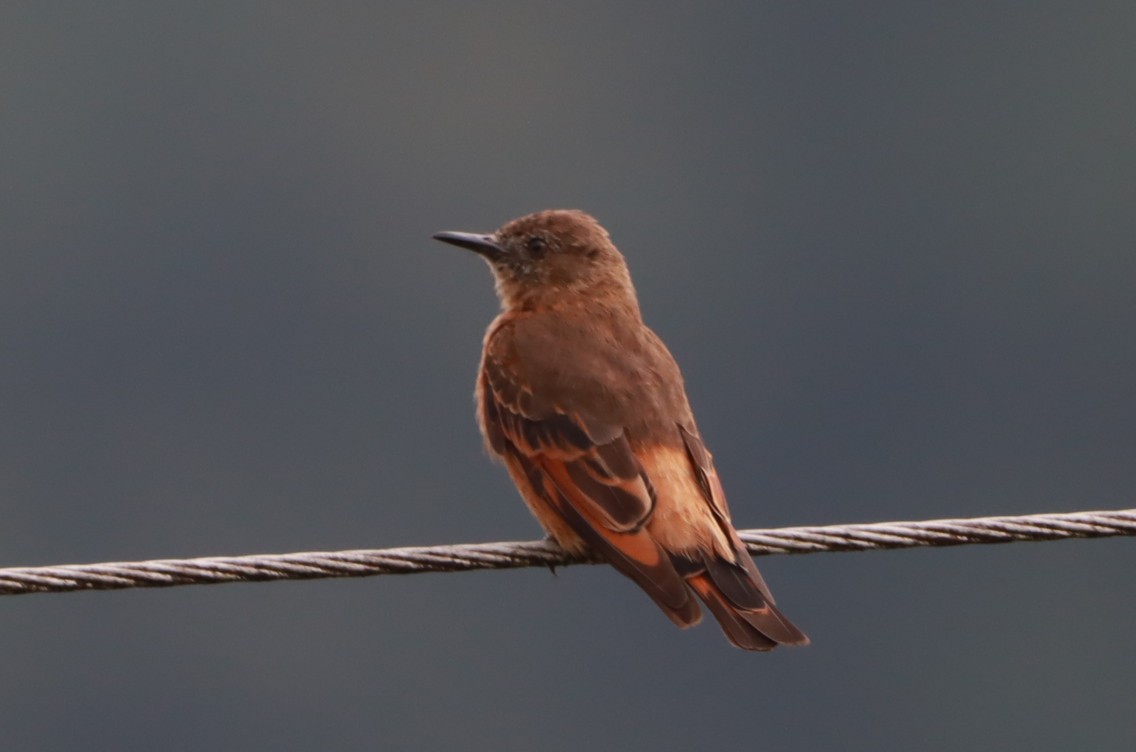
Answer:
432;231;504;260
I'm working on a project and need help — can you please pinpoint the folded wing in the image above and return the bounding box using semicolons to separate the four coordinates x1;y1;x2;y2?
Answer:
481;350;701;627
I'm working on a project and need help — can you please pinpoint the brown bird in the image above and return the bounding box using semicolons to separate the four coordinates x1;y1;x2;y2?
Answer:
433;210;808;651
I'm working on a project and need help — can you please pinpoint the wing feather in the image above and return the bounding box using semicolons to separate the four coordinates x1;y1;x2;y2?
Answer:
482;347;700;626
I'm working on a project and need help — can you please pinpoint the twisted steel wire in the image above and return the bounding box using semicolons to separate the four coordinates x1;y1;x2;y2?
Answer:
1;508;1132;596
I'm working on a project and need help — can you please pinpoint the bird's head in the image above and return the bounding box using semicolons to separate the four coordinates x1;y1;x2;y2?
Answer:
434;210;637;313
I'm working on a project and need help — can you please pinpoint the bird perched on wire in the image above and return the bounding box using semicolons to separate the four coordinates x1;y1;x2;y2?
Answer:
433;210;808;651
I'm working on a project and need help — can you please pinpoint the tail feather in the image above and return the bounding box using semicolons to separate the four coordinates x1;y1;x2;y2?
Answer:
688;574;779;651
701;555;810;646
685;557;809;651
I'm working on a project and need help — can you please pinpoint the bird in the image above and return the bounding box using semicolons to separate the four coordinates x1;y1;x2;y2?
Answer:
433;210;808;651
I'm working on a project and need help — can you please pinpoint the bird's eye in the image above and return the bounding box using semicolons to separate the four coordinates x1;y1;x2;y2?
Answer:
526;236;548;254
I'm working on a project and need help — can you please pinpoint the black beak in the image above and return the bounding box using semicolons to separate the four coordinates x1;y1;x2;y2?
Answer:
432;231;504;260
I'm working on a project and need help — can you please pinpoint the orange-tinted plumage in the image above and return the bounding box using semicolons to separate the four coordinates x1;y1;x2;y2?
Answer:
435;210;807;651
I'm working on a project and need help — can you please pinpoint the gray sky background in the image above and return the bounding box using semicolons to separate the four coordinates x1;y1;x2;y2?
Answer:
2;3;1134;750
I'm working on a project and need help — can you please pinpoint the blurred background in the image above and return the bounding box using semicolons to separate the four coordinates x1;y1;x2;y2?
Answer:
2;3;1134;750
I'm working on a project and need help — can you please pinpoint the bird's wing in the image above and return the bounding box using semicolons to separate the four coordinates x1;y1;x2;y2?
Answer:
481;350;701;626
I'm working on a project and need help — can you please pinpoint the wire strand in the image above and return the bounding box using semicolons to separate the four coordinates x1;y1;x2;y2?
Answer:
2;508;1132;596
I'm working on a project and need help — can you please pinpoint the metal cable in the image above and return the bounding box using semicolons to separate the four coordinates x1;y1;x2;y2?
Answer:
1;508;1132;596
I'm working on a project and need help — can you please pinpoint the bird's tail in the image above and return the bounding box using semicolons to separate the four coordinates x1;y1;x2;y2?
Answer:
687;573;808;651
677;553;809;652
